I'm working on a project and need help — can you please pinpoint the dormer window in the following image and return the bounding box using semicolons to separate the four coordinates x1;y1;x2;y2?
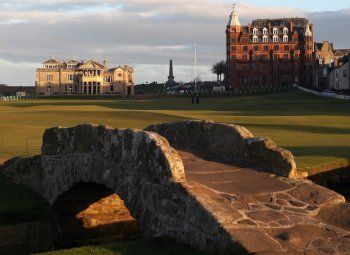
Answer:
252;35;258;43
253;28;258;35
283;27;289;35
263;27;268;35
262;35;268;43
273;35;278;42
283;35;289;42
273;27;278;35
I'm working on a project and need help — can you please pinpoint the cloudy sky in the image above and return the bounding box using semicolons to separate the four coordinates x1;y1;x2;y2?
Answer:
0;0;349;85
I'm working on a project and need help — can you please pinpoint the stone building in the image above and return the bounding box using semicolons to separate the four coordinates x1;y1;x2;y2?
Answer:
329;55;350;92
314;41;335;89
36;58;134;96
225;5;314;91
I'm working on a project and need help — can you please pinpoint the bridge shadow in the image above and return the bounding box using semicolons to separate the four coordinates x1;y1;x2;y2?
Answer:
51;182;141;249
309;167;350;201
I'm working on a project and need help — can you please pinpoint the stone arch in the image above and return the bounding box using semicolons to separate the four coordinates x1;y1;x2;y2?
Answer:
2;124;241;253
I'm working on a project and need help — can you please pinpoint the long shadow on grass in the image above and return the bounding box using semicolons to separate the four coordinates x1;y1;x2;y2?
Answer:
236;123;350;135
5;91;350;117
285;146;350;159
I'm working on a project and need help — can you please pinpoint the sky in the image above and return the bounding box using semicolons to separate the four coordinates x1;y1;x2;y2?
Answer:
0;0;349;86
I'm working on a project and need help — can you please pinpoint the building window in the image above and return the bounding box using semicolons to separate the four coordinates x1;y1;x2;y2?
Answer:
283;27;288;35
253;28;258;35
273;27;278;35
252;35;258;43
68;74;74;81
283;35;288;42
243;46;248;52
264;45;269;51
284;54;289;59
284;45;290;51
274;54;279;60
106;76;112;82
343;69;348;78
262;35;268;43
46;74;53;81
274;45;279;51
273;35;278;42
64;85;67;92
110;85;114;92
243;54;248;61
263;27;268;35
253;45;259;51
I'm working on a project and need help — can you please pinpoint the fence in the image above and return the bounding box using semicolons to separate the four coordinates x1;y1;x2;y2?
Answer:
0;135;41;163
296;85;350;100
0;95;38;101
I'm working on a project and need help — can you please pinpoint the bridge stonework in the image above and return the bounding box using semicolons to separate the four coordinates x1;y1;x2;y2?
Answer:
3;121;350;254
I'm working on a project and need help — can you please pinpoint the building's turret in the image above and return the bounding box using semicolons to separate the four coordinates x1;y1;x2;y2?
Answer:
227;4;242;32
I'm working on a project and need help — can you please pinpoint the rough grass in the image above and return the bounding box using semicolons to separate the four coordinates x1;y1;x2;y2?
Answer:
38;238;207;255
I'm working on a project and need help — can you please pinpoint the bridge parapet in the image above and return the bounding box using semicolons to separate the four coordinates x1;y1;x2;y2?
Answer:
146;120;298;178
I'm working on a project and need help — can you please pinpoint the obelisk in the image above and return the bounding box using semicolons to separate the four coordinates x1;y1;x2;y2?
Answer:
167;59;175;84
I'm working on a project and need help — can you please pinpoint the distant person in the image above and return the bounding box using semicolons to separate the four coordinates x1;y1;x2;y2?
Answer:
196;95;200;104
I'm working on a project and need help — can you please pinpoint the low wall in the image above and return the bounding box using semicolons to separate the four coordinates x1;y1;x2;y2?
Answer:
146;120;297;178
296;86;350;100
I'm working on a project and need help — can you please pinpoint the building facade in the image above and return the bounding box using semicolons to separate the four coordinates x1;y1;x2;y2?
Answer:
36;58;134;96
314;41;335;89
329;55;350;92
225;5;314;91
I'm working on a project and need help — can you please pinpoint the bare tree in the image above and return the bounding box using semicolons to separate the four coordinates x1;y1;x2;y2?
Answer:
211;61;226;82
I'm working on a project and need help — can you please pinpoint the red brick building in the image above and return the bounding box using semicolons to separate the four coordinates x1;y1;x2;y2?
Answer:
225;5;314;91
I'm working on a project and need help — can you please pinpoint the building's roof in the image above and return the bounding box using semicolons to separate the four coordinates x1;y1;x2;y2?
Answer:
334;49;350;56
78;60;105;69
315;41;334;52
67;59;80;64
251;18;309;28
43;58;59;64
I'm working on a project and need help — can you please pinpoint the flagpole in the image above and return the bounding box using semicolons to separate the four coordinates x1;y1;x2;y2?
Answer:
194;44;197;93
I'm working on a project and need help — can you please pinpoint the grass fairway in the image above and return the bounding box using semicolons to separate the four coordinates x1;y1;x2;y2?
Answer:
1;90;350;172
39;238;206;255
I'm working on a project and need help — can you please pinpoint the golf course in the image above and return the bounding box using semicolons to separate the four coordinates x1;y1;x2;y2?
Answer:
1;89;350;254
1;90;349;171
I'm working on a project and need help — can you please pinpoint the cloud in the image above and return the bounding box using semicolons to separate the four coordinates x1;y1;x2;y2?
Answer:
0;1;348;85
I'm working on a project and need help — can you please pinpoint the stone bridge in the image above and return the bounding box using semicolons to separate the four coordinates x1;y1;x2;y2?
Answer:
2;121;350;254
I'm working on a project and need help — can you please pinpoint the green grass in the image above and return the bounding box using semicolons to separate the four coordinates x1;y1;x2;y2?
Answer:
39;238;206;255
1;90;350;171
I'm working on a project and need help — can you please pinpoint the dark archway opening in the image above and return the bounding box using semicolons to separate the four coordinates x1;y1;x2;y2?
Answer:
51;182;141;249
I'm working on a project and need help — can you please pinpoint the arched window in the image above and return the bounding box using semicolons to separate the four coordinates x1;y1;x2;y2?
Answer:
273;27;278;35
273;35;279;42
284;45;290;51
243;46;248;51
283;27;289;35
252;35;258;43
262;35;268;43
283;35;289;42
253;28;258;35
264;45;269;51
263;27;268;35
253;45;259;51
274;45;279;51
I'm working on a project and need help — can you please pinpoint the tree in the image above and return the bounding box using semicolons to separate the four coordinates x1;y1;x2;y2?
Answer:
211;61;226;82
